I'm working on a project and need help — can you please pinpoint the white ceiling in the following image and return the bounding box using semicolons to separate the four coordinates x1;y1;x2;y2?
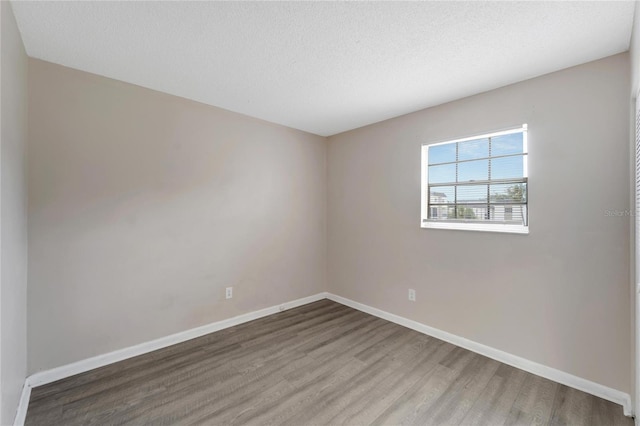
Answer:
10;1;636;137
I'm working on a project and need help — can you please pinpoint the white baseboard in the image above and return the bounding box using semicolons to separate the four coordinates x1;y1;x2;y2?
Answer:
13;381;31;426
326;293;633;417
19;291;633;424
26;292;328;389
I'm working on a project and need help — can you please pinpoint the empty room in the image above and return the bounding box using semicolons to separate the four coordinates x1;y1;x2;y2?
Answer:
1;1;640;425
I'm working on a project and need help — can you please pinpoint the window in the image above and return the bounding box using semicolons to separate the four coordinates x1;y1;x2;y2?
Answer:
421;125;528;234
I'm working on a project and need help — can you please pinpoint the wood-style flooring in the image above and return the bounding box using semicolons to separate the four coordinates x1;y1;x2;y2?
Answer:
25;300;632;425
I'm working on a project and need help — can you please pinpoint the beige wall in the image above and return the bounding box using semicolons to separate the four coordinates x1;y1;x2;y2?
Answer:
631;2;639;97
0;1;29;424
27;59;327;373
630;0;639;409
328;53;631;393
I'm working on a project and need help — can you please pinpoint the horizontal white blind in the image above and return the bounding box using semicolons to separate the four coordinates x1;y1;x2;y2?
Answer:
425;126;528;226
635;101;640;415
635;105;640;290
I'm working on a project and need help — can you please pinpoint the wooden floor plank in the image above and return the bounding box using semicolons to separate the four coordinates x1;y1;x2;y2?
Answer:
549;386;593;426
460;363;528;426
505;372;561;425
24;300;632;426
416;351;501;425
321;337;455;425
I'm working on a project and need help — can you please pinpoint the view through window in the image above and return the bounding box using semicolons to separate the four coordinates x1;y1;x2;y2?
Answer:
421;125;528;233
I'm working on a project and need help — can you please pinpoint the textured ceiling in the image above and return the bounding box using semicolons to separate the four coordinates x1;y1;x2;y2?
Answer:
10;1;636;136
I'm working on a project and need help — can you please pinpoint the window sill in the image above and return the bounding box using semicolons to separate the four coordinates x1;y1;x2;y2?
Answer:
421;221;529;234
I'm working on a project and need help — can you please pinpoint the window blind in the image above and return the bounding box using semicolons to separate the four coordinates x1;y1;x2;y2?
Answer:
634;104;640;290
425;126;528;226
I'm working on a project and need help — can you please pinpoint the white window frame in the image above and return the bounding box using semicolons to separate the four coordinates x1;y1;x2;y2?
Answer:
420;125;529;235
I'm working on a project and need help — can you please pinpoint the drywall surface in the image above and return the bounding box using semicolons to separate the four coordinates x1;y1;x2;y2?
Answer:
28;59;327;373
0;1;29;424
328;53;631;393
630;2;639;409
631;2;639;97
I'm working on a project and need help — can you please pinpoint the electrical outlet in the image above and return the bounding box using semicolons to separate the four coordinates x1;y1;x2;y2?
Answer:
408;289;416;302
226;287;233;299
